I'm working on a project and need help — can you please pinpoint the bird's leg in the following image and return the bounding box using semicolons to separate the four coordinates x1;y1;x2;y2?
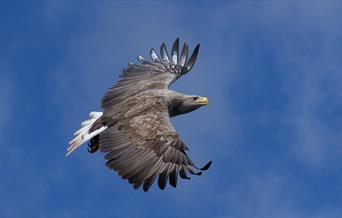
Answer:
87;137;99;153
87;142;98;153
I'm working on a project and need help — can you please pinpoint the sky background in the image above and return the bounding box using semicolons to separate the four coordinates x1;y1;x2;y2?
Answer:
1;1;342;217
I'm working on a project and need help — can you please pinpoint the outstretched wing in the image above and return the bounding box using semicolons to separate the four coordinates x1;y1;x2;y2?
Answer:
101;38;200;110
99;94;211;191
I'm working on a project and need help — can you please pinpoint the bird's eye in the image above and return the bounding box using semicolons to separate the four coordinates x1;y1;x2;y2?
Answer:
193;97;198;101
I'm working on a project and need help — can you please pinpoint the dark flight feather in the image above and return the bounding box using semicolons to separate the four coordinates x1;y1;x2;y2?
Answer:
160;43;170;62
150;48;160;62
186;44;200;72
179;43;189;66
179;167;191;179
171;38;179;64
169;167;178;188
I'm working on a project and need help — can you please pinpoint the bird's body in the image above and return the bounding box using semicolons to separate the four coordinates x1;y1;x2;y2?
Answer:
67;39;211;191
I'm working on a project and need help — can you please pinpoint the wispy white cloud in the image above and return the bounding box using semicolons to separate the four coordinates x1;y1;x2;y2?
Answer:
285;58;342;167
224;173;299;216
272;4;342;168
213;2;342;168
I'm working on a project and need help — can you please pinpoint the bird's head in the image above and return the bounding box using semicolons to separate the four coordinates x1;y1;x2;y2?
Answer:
183;95;208;113
168;95;208;117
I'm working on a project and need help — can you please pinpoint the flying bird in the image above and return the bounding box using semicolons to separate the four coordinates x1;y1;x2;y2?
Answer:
67;38;212;191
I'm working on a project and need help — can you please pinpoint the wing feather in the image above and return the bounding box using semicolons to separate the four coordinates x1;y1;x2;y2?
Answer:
171;38;179;64
150;48;160;62
160;43;170;62
169;166;178;188
143;159;165;191
186;44;200;72
158;163;172;190
179;43;189;66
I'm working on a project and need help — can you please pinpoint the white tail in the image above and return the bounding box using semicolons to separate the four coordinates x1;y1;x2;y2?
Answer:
66;111;107;156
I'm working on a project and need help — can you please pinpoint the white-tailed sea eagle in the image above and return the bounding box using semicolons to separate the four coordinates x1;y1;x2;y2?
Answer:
67;38;212;191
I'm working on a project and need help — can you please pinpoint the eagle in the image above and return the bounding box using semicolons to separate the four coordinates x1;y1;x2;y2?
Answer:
67;38;212;192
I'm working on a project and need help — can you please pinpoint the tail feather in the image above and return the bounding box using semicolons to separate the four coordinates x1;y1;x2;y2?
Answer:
66;111;107;156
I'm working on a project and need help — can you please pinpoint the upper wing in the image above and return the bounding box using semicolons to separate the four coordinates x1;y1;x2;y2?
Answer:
99;94;211;191
101;38;200;110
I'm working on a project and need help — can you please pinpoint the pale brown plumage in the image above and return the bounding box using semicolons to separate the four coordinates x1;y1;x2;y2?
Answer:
69;38;211;191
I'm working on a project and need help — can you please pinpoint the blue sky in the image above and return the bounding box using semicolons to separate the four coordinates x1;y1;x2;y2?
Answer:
1;1;342;217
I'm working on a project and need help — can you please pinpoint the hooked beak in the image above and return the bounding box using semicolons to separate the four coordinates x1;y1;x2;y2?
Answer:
195;96;209;105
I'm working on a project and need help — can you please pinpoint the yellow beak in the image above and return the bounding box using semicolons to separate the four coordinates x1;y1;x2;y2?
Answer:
195;97;209;105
